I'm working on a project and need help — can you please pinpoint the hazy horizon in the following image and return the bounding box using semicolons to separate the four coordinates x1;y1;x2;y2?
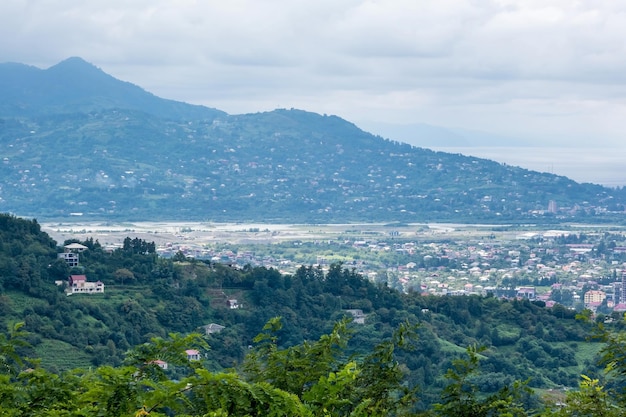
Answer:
428;146;626;188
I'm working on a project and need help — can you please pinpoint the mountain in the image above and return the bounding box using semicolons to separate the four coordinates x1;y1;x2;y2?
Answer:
1;58;625;223
0;57;225;120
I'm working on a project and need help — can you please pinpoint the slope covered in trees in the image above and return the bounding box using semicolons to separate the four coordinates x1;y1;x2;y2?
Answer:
0;213;618;414
2;311;626;416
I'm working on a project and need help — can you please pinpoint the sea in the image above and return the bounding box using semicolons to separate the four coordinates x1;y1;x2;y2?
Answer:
430;146;626;188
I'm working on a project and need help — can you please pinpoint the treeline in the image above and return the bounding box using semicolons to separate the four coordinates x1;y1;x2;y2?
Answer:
0;214;59;297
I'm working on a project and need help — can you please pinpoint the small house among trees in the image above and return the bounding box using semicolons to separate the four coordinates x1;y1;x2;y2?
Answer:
200;323;225;335
149;360;168;370
185;349;201;361
68;274;104;294
344;309;366;324
58;242;88;267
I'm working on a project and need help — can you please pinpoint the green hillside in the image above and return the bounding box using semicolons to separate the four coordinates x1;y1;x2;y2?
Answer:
3;212;622;414
1;58;625;223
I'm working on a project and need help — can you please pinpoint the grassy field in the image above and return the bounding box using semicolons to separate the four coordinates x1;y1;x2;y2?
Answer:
570;340;604;372
5;290;48;315
438;338;471;355
34;338;93;371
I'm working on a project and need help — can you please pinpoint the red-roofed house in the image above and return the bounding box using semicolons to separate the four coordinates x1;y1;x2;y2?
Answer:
68;274;104;294
185;349;201;361
149;360;168;370
614;303;626;312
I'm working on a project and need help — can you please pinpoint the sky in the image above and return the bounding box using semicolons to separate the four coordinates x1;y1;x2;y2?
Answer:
2;1;626;185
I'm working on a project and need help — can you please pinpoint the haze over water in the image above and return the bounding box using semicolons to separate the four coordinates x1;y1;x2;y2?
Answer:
431;146;626;188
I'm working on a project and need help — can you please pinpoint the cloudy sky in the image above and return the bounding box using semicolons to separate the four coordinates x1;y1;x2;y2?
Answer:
2;1;626;184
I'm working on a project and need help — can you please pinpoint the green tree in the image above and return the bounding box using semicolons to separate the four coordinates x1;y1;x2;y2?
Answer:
113;267;135;285
540;375;620;417
0;323;31;376
432;345;530;417
47;258;71;281
243;316;419;416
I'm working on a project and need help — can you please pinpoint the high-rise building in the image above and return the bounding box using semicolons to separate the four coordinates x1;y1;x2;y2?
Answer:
548;200;557;214
622;269;626;304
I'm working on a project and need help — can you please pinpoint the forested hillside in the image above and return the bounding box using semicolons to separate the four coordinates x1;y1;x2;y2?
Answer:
2;58;625;223
2;212;624;415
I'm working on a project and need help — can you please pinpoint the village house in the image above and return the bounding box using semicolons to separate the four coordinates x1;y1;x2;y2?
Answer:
185;349;201;361
200;323;225;335
150;360;168;370
344;309;366;324
58;242;88;267
516;286;536;300
68;274;104;294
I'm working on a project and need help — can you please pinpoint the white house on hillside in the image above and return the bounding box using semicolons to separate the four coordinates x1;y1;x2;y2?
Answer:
58;243;88;267
344;309;367;324
68;274;104;294
200;323;226;335
185;349;201;361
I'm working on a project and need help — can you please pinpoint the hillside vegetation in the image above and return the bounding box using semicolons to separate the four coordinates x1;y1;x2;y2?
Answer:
1;58;625;223
3;212;623;415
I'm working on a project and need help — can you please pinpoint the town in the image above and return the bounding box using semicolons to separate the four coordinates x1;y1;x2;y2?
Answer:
44;221;626;316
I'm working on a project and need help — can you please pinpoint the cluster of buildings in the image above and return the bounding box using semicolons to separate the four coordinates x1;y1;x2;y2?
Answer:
53;223;626;314
384;232;626;314
56;243;105;294
159;227;626;314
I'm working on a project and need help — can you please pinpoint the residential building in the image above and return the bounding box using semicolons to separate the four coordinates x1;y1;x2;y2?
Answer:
584;290;606;306
516;286;536;300
344;309;366;324
200;323;225;335
68;274;104;294
150;360;168;370
58;242;88;267
185;349;201;361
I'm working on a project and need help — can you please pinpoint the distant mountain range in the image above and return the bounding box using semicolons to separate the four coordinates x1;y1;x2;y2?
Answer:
0;57;225;120
1;57;624;223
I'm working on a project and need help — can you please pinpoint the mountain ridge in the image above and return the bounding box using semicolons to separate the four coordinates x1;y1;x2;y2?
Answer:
0;57;225;120
1;58;624;223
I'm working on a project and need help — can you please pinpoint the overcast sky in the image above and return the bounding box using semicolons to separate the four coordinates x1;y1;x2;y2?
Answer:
2;1;626;184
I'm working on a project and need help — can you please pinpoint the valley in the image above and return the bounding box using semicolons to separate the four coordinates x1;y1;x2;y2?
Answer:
2;55;626;414
43;221;626;313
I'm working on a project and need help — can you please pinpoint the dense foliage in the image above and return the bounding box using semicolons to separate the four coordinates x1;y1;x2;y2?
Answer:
1;315;626;416
0;213;616;414
0;317;525;416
